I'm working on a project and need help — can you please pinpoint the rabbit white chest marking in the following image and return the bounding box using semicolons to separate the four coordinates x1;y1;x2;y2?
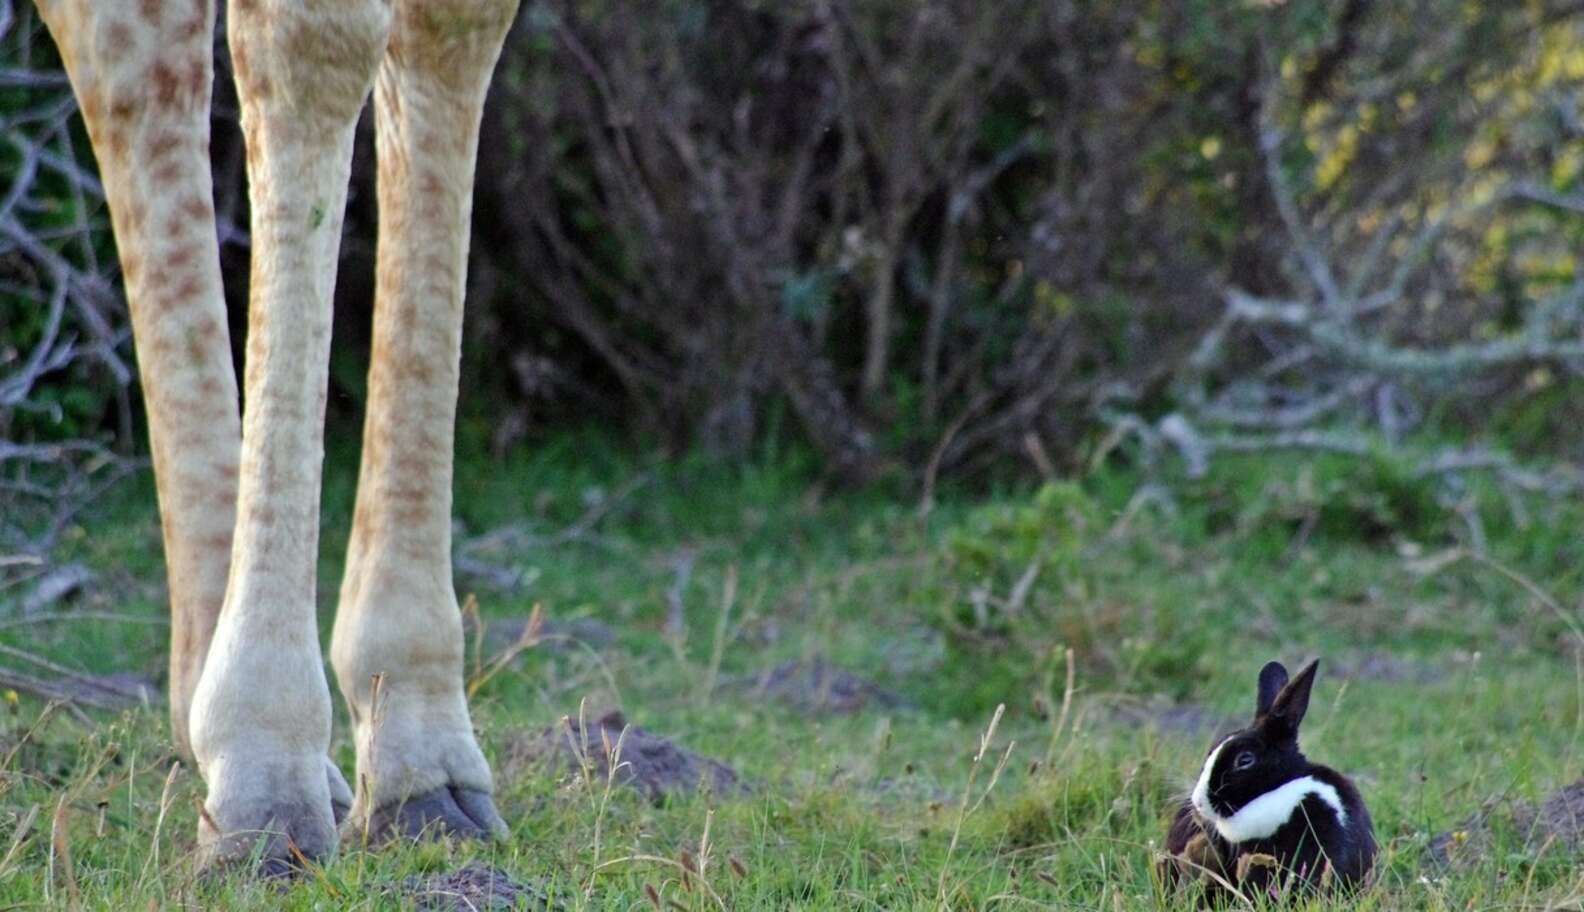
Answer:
1210;776;1347;843
1191;739;1349;843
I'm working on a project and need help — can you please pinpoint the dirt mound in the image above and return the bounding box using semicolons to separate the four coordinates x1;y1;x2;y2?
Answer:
1103;697;1239;737
399;864;555;910
1329;652;1446;684
508;710;743;804
464;614;615;655
728;657;902;716
1430;780;1584;866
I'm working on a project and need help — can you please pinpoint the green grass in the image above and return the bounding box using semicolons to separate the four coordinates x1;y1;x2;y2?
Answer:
5;433;1584;909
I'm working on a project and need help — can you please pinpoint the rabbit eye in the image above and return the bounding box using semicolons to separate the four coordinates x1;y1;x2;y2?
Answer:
1233;751;1257;770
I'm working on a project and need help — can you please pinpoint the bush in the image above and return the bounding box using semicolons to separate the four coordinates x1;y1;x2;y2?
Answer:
6;0;1584;492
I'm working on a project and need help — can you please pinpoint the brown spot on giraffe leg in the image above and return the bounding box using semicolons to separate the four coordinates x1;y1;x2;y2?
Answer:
180;193;213;223
104;128;129;164
106;22;135;55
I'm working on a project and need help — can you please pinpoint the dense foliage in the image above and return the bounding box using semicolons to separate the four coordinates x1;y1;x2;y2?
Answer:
5;0;1584;494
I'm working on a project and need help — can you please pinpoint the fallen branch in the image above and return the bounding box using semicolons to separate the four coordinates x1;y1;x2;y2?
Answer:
1222;286;1584;378
1142;413;1584;500
0;670;99;723
1140;74;1584;500
0;611;167;632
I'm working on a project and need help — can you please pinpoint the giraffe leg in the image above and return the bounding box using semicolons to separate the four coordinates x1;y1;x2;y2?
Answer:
186;0;390;874
34;0;239;765
329;0;517;842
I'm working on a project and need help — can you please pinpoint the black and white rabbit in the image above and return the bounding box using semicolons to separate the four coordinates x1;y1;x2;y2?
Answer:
1161;659;1375;902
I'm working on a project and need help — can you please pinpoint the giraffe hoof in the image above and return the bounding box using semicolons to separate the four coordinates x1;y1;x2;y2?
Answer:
363;785;507;842
196;798;340;879
194;757;351;879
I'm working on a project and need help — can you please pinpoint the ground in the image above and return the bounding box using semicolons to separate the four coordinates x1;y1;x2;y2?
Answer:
4;428;1584;909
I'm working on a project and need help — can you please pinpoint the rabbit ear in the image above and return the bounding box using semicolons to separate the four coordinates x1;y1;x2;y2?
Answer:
1261;658;1319;740
1255;661;1289;719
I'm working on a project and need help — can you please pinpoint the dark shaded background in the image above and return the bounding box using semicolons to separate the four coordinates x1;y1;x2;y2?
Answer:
6;0;1584;551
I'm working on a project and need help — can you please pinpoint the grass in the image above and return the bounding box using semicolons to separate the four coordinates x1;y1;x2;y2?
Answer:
4;430;1584;909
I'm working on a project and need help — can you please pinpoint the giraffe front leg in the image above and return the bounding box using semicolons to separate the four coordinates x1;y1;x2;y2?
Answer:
187;0;391;874
35;0;241;768
330;0;519;843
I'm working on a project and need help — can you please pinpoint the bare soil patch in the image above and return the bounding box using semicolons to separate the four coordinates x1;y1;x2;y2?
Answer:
464;614;615;655
399;864;555;911
1102;697;1239;736
725;657;902;716
1430;780;1584;866
1329;651;1447;684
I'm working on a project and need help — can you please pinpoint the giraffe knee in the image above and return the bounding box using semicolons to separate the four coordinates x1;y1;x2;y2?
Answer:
385;0;518;86
227;0;392;123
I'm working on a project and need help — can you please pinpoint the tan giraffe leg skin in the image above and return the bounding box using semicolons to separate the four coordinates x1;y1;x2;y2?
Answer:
330;0;518;841
187;0;390;873
34;0;241;765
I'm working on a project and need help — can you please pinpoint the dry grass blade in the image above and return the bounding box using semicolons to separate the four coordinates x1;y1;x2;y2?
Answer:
136;761;183;895
1043;646;1076;768
285;838;339;896
0;804;40;881
584;708;631;900
463;591;485;685
468;602;544;698
49;795;82;911
1469;552;1584;648
696;809;714;882
354;671;390;851
3;701;64;771
589;854;726;909
1153;850;1255;910
938;703;1014;906
1414;548;1584;648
